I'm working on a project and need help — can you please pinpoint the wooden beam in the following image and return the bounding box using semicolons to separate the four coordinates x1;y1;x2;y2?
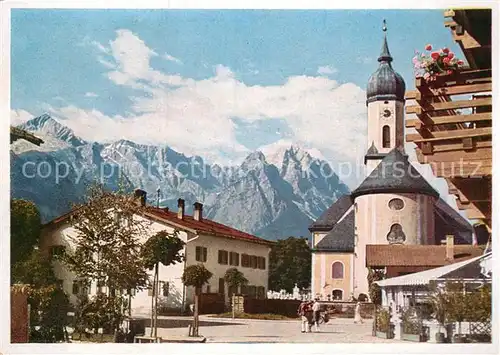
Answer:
406;97;491;114
415;146;492;163
414;69;492;89
451;177;491;203
430;163;491;178
405;112;491;128
406;127;491;143
405;82;491;100
426;140;491;154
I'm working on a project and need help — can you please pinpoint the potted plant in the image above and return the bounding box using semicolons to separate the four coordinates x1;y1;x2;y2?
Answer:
413;44;465;84
444;282;468;343
429;283;447;343
375;308;392;339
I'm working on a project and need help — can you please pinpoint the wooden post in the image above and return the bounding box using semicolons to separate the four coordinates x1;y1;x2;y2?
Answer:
154;263;159;338
194;288;200;336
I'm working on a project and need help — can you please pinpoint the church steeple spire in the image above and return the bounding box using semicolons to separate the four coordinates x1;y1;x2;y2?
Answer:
378;20;393;63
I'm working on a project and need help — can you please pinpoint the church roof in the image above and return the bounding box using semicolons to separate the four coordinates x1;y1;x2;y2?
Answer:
308;195;353;232
366;25;406;104
352;148;439;199
314;210;355;252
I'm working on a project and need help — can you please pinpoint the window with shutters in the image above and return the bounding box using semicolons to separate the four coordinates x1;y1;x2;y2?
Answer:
229;252;239;266
257;257;266;270
241;254;250;267
250;255;257;268
218;250;228;265
218;278;225;295
196;246;207;262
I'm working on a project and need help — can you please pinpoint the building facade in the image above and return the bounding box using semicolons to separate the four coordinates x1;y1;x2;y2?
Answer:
40;193;272;317
309;25;474;301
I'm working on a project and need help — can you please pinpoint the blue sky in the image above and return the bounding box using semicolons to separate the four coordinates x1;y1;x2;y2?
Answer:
11;9;463;191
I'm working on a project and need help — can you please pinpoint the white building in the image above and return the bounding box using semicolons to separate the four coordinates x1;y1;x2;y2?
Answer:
40;191;272;317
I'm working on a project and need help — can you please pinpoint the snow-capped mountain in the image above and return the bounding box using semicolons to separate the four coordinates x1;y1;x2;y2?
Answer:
10;114;350;240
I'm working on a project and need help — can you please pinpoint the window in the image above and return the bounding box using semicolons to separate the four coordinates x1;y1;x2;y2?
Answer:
387;223;406;244
50;245;66;259
162;282;170;297
218;250;228;265
382;125;390;148
195;246;207;262
241;285;247;295
228;285;238;297
257;257;266;270
332;261;344;279
257;286;265;299
229;252;239;266
241;254;250;267
206;285;211;294
97;279;105;294
250;255;257;269
72;281;79;295
218;278;225;295
332;289;343;300
388;198;404;211
248;286;257;298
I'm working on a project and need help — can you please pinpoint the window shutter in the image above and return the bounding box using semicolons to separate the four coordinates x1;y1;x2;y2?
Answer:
203;247;207;262
196;246;201;261
235;253;239;266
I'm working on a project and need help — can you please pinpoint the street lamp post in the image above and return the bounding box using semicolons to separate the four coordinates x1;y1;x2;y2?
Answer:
154;186;161;338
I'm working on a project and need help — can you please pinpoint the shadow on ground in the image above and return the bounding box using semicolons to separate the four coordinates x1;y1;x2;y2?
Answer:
144;318;244;329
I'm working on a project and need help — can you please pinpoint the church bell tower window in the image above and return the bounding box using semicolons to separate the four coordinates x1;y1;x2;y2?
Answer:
387;223;406;244
382;125;391;148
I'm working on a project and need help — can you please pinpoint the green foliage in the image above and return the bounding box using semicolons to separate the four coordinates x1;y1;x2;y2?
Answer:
367;268;385;305
376;308;390;332
466;284;491;322
269;237;311;292
12;249;71;343
182;264;213;290
79;293;126;334
443;282;468;324
11;199;41;266
141;230;185;270
224;268;248;289
401;307;421;335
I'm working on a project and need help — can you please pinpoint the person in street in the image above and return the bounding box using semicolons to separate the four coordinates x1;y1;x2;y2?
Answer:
354;301;364;324
297;300;309;333
312;299;321;332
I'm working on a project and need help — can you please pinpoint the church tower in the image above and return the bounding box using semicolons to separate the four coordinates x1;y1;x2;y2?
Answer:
364;21;406;174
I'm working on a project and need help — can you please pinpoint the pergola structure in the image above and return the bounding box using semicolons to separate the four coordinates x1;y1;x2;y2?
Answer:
10;126;44;146
405;9;492;229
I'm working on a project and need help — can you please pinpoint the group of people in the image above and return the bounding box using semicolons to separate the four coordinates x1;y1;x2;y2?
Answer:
297;299;322;333
297;299;364;333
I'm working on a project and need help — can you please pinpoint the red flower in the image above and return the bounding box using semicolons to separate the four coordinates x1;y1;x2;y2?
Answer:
431;52;440;60
447;52;455;59
442;47;450;54
443;57;451;65
457;60;464;65
447;70;453;75
425;44;432;51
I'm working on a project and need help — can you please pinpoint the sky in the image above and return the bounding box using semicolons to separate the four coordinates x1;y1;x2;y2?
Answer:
10;9;464;195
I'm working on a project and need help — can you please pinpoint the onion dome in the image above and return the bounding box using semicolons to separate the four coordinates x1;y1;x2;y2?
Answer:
366;20;406;105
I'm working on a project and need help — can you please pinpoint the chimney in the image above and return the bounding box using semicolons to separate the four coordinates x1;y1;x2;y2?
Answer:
177;198;185;220
445;234;454;261
193;202;203;221
133;189;147;207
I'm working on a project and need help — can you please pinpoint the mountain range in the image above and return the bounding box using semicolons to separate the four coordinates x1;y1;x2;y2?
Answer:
10;114;350;240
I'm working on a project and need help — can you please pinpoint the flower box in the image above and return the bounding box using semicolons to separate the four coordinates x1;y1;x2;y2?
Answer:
376;331;391;339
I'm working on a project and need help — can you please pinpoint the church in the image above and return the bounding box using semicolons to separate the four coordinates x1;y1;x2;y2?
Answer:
309;25;475;301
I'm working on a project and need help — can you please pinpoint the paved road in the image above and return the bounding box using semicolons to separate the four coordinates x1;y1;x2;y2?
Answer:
151;316;400;343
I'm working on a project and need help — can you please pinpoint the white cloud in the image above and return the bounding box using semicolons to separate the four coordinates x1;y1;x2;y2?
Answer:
85;92;99;98
317;65;338;75
10;109;34;125
163;53;183;65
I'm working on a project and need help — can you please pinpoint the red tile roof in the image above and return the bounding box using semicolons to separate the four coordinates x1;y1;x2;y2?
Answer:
366;244;484;267
44;206;273;246
144;208;273;246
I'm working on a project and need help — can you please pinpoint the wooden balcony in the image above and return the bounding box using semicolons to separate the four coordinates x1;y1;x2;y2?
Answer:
405;9;492;228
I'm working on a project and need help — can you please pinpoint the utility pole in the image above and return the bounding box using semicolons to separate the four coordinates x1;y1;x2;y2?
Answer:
154;186;161;338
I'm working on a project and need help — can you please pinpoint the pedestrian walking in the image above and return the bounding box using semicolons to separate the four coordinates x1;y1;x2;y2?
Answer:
312;299;321;332
354;301;364;324
297;301;311;333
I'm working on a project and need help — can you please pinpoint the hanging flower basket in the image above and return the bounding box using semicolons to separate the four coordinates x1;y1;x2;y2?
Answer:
413;44;465;85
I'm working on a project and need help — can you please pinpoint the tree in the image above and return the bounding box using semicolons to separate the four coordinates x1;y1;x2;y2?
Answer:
367;268;385;305
13;249;70;343
62;183;150;336
11;199;41;268
181;264;212;337
224;267;248;296
269;237;311;292
141;230;185;337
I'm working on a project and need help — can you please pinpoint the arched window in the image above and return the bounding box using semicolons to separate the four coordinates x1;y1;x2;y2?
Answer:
387;223;406;244
332;261;344;279
332;289;343;300
382;125;391;148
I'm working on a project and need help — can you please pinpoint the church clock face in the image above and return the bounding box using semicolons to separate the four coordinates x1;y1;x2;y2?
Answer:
381;108;393;119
